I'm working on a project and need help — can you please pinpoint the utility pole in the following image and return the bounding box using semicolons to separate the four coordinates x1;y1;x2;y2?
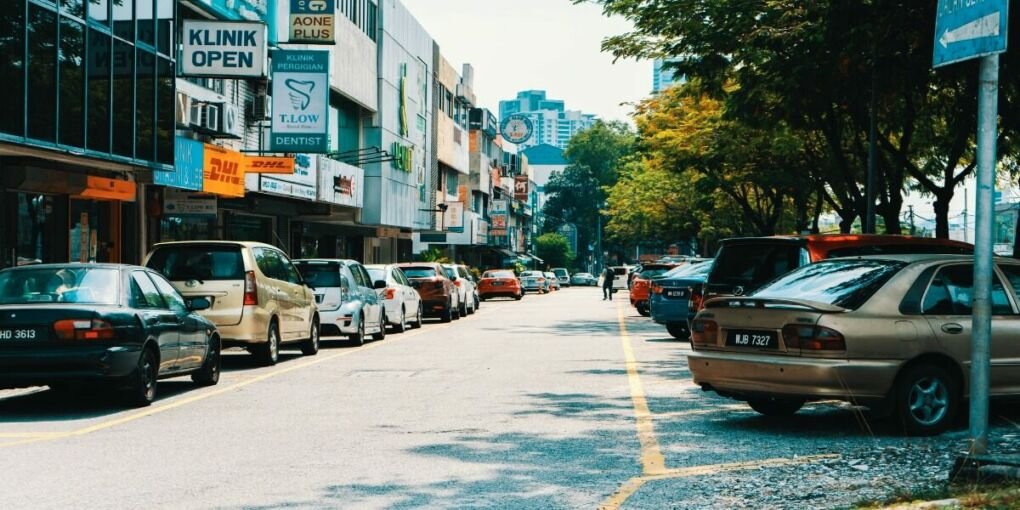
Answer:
908;205;916;236
963;187;969;243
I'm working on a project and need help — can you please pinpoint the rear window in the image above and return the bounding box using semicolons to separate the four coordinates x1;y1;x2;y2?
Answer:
638;266;675;279
402;267;438;278
613;267;627;276
147;245;245;281
552;269;568;277
752;259;907;310
825;243;972;258
710;243;806;291
294;262;342;288
366;268;386;282
484;271;515;278
0;267;120;305
520;271;543;277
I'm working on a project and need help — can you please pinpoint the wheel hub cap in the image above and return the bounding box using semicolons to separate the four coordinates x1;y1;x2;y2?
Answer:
908;376;949;426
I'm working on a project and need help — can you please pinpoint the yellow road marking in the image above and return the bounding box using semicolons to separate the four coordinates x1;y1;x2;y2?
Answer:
617;307;666;476
0;306;496;448
598;477;647;510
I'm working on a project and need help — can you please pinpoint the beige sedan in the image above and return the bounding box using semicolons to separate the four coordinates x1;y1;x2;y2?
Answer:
688;254;1020;436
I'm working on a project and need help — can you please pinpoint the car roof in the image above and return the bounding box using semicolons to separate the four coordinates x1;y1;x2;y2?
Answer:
294;258;358;265
152;240;275;249
2;262;132;271
719;234;972;248
832;253;1019;264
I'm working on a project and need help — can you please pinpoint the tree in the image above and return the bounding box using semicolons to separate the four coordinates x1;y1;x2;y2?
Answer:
535;233;575;269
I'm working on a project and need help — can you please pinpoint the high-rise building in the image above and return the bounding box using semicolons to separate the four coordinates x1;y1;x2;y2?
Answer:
653;58;685;93
498;90;597;150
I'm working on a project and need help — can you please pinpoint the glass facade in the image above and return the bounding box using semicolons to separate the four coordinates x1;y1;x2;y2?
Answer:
0;0;175;168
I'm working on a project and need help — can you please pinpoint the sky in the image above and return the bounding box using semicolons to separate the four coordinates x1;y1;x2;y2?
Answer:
401;0;653;123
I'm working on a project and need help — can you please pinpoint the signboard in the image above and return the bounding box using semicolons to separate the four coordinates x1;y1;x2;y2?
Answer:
491;213;508;230
163;188;217;216
443;202;465;231
202;144;246;197
270;50;330;153
244;155;295;174
514;175;529;201
318;156;364;208
500;114;534;144
290;0;334;44
474;218;489;245
156;137;204;191
260;153;317;200
933;0;1009;67
491;199;509;214
182;20;267;77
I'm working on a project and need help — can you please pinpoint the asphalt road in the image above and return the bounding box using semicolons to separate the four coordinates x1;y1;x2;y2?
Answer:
0;287;1018;509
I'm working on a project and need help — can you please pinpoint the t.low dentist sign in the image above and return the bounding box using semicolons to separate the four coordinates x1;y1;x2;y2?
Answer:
270;50;330;153
182;20;267;77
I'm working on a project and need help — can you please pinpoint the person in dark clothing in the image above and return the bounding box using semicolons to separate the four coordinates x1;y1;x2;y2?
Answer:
602;267;615;300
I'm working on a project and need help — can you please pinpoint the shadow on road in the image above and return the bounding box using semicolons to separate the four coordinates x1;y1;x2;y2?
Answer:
0;380;197;422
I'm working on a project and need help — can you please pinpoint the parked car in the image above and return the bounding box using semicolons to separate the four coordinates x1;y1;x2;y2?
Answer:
146;241;320;365
442;264;479;316
519;271;547;294
570;272;598;286
688;254;1020;436
629;263;681;316
649;260;713;339
478;270;523;301
598;266;631;291
366;264;423;333
0;264;221;406
544;272;561;291
551;268;571;287
294;259;386;345
398;263;460;322
688;234;974;316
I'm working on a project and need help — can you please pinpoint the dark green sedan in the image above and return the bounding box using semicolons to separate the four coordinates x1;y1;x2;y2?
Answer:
0;264;221;406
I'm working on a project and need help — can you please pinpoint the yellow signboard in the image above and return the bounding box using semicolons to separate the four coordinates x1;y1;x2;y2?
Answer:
244;155;295;174
202;144;245;197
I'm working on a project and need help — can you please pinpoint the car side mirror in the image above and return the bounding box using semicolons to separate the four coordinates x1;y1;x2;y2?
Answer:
374;280;387;290
187;297;211;311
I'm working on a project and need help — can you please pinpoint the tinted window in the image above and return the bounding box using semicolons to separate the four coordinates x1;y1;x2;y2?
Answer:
147;246;245;281
295;262;342;287
711;243;805;291
552;269;568;277
753;259;907;310
253;248;285;281
663;263;712;279
638;267;675;279
148;272;188;314
131;271;165;309
826;243;972;258
402;267;438;278
0;0;25;136
59;17;85;148
87;28;110;153
922;265;1013;315
28;4;57;142
443;267;456;279
0;267;119;305
394;269;410;286
348;264;368;287
484;271;515;279
278;253;302;284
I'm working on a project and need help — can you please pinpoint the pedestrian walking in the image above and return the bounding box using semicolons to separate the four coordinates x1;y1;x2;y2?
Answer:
602;266;615;300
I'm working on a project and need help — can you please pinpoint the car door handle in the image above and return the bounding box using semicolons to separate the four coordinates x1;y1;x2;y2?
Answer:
942;323;964;334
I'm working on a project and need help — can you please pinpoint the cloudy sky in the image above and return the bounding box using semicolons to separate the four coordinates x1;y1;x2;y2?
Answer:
401;0;653;123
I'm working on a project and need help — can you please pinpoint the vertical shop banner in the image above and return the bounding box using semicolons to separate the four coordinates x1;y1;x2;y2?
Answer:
156;137;205;191
270;50;329;153
514;175;529;201
317;156;364;208
289;0;334;44
202;144;246;197
260;153;318;200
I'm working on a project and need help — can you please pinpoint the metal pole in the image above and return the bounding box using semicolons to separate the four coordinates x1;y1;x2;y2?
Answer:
866;67;878;234
969;54;999;456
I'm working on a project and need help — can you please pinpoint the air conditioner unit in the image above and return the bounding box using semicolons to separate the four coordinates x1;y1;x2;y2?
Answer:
218;103;244;138
176;92;192;126
191;103;220;132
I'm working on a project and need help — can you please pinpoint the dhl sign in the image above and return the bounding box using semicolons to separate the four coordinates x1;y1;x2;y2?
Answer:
244;156;295;174
202;144;245;197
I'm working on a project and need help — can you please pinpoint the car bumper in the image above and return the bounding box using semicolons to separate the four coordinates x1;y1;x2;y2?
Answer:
214;308;271;345
0;345;142;387
687;351;900;402
521;284;543;291
319;305;360;337
422;299;450;316
649;297;692;324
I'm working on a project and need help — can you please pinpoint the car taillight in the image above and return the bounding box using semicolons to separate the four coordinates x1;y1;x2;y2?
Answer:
689;286;704;312
651;283;663;295
54;319;115;341
782;325;846;351
690;319;718;346
453;280;462;287
244;270;258;306
384;288;396;300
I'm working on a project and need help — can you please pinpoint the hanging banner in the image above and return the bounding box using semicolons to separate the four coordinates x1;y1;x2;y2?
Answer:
443;202;465;231
202;144;246;197
244;155;296;174
156;137;205;191
270;50;330;153
290;0;335;44
317;156;364;208
181;20;267;78
514;175;529;201
260;153;317;200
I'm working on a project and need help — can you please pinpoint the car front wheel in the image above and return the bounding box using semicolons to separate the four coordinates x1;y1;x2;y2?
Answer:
894;363;960;436
192;337;221;386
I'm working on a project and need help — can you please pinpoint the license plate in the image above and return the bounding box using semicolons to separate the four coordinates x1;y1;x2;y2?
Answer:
492;282;504;286
0;328;43;341
726;330;778;349
665;289;687;298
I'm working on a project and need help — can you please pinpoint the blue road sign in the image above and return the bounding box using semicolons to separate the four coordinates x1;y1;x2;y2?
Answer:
933;0;1009;68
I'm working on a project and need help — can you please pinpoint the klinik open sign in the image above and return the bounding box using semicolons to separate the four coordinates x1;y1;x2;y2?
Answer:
270;50;330;153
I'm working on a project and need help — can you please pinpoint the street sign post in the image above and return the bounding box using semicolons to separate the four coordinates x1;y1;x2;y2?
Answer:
933;0;1009;456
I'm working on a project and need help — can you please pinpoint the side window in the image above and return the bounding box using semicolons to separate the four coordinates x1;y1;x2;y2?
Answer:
922;265;1013;315
358;266;375;287
348;265;367;288
459;267;469;279
147;272;188;314
278;252;302;285
393;269;409;286
253;248;284;281
131;271;166;309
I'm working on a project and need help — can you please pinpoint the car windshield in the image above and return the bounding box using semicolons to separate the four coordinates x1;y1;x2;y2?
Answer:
0;267;120;305
147;245;245;281
710;242;804;290
752;259;907;310
521;271;543;277
484;271;515;278
662;262;713;279
402;267;438;278
552;269;568;277
294;262;342;288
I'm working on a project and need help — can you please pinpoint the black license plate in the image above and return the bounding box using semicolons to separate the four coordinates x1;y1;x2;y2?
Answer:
726;330;778;349
0;328;44;341
492;282;504;286
665;289;687;298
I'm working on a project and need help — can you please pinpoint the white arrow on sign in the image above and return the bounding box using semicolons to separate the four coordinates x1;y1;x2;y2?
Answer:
939;12;1000;48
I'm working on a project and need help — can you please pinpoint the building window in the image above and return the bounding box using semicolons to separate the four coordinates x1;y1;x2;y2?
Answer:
27;3;58;142
0;1;25;136
59;17;86;148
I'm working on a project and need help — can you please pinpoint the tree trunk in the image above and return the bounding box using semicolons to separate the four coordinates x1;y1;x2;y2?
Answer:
839;213;856;233
933;195;951;239
811;189;824;234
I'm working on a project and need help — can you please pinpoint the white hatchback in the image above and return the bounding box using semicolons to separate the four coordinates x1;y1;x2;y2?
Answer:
366;264;423;333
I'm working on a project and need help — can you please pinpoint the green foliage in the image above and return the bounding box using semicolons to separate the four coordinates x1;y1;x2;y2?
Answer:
535;233;576;270
416;248;450;264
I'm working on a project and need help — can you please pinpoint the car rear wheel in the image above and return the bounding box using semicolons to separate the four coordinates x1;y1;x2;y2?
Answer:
666;323;689;340
748;397;805;417
636;304;650;317
394;307;407;333
349;314;366;345
894;363;959;436
412;304;423;329
300;319;320;356
256;322;281;365
192;337;221;386
459;298;468;317
372;312;387;341
125;347;158;407
440;302;453;323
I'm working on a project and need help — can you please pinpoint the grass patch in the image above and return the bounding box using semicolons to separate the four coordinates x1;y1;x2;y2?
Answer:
853;483;1020;509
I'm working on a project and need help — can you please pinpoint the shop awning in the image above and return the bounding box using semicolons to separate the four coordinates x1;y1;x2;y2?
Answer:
487;247;517;259
525;253;545;264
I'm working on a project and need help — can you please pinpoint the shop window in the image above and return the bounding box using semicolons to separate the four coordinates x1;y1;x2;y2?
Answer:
69;199;119;263
136;49;155;161
159;216;215;243
111;39;135;158
60;0;84;19
27;4;58;142
0;0;25;137
59;17;86;148
87;28;111;153
14;194;57;266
